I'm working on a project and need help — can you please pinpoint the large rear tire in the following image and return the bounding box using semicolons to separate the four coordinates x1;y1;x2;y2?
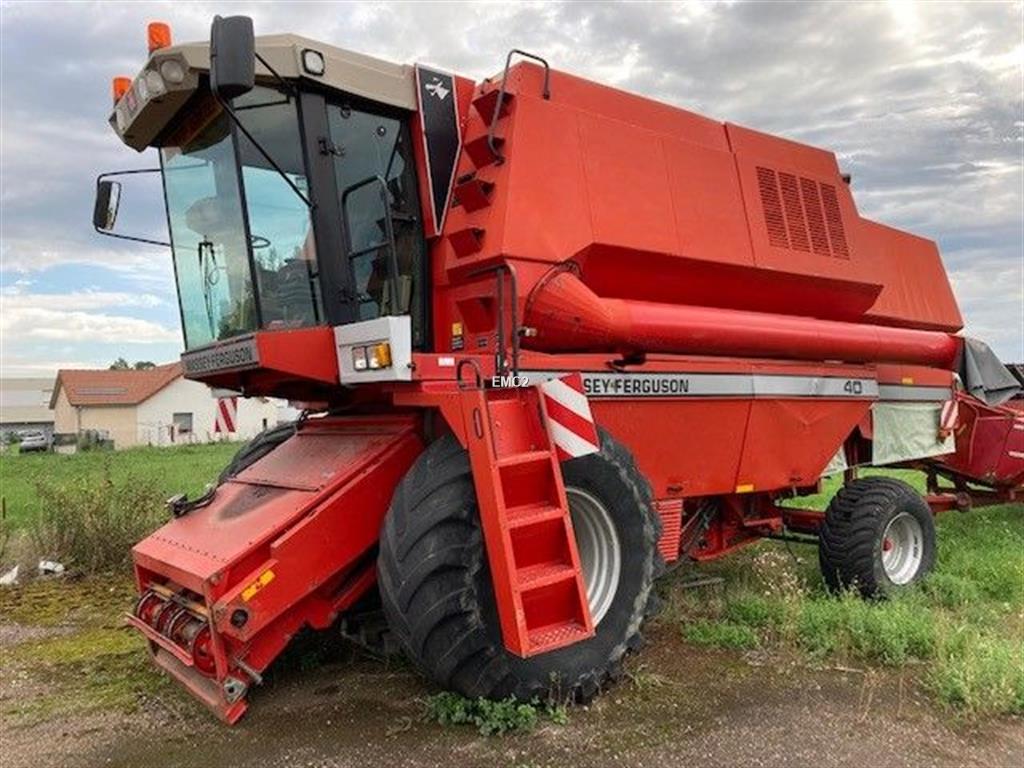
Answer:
818;477;936;598
377;430;661;702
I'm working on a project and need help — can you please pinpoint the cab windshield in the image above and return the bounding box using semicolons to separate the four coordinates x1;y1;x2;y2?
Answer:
161;86;320;349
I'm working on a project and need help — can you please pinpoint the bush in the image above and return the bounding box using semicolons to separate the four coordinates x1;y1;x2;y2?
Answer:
28;467;166;574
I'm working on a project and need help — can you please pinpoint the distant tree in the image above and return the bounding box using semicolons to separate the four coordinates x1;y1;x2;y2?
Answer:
109;358;156;370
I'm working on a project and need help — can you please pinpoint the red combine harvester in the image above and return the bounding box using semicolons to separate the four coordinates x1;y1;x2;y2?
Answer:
95;18;1023;722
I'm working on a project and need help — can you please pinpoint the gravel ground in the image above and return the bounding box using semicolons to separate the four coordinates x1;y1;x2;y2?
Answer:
2;622;1020;768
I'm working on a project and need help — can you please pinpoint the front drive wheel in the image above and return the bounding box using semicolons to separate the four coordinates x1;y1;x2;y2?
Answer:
818;477;936;598
377;430;661;702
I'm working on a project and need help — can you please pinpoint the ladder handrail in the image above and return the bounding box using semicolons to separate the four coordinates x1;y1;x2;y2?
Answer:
487;49;551;164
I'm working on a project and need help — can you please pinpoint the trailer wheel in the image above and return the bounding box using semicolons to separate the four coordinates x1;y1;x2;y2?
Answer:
818;477;936;598
377;430;661;703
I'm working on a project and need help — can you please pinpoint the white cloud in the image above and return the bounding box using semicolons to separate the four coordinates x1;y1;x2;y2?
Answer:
0;306;179;344
1;288;165;309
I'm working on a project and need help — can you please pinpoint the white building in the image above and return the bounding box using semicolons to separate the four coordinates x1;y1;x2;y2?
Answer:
51;363;283;449
0;377;55;441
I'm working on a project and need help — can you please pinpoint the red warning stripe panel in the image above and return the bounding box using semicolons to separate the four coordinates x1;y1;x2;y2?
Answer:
939;398;959;438
539;373;599;462
214;397;238;434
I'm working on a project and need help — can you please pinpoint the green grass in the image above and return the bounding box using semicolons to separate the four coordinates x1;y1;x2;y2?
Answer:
0;442;240;529
666;471;1024;719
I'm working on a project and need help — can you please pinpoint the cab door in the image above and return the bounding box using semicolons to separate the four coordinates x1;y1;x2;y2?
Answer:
325;97;428;348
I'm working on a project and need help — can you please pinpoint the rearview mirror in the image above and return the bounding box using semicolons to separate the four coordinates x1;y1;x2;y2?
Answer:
93;180;121;231
210;15;255;100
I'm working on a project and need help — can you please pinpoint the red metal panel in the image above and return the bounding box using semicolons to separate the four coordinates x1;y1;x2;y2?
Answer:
133;482;314;585
858;220;963;332
663;136;755;268
235;426;405;491
935;397;1024;489
498;95;593;264
592;399;751;498
735;399;872;492
578;113;678;256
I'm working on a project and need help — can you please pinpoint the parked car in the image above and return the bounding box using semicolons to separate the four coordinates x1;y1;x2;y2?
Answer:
18;431;51;453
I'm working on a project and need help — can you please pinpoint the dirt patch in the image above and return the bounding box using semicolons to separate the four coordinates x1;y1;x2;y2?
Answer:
0;620;71;647
1;623;1016;768
1;572;1021;768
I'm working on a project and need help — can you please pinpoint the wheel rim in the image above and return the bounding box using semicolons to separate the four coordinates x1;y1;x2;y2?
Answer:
567;487;621;626
880;512;924;585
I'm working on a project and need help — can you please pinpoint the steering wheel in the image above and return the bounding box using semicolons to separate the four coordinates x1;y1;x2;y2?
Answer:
250;235;271;250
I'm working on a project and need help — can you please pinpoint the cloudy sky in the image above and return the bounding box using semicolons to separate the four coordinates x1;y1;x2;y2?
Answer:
1;0;1021;375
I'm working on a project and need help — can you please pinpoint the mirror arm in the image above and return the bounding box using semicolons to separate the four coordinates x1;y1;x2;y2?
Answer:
93;170;171;247
213;91;313;210
94;227;170;248
254;52;299;99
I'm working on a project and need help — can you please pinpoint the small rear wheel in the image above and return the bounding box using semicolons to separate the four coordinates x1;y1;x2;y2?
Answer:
818;477;936;598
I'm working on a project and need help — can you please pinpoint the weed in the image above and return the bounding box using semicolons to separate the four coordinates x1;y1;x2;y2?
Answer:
625;664;674;691
724;594;786;629
683;620;759;650
27;466;165;574
425;691;567;735
794;593;936;665
927;627;1024;717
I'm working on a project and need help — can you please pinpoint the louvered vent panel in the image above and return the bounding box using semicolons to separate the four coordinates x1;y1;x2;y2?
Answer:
778;172;810;252
756;167;789;248
799;178;831;255
820;184;850;258
758;166;851;259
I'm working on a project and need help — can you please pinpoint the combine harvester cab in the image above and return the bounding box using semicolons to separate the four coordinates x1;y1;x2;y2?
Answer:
96;17;1021;722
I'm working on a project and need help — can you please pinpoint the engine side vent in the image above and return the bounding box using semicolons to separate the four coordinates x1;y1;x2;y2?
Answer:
820;184;850;258
756;166;789;248
756;166;851;259
778;172;810;252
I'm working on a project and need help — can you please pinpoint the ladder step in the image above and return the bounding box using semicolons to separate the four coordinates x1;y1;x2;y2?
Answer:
497;450;550;468
507;502;565;528
452;176;494;213
527;621;591;654
516;562;576;591
448;227;485;257
472;89;514;124
464;134;504;169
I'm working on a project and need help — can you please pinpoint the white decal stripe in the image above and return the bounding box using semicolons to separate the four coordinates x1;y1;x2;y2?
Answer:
541;378;591;421
1009;451;1024;459
522;371;879;399
877;384;952;402
547;420;600;458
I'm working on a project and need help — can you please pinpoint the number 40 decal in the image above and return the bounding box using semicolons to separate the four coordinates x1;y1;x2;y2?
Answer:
843;380;864;395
